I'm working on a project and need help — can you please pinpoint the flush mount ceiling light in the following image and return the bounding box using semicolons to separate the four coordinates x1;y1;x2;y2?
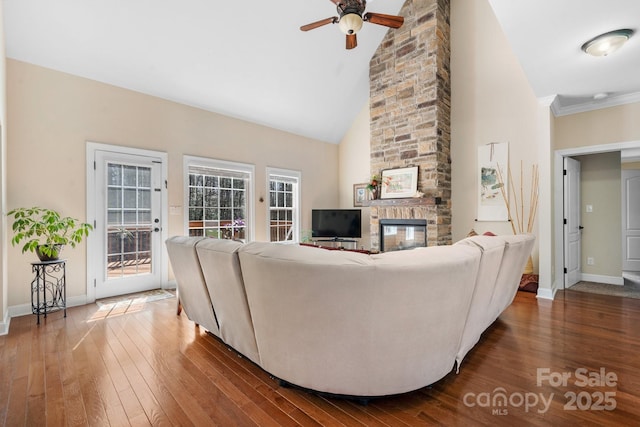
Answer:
581;29;634;57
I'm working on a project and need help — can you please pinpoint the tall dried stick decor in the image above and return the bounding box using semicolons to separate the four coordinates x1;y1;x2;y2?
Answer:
496;161;539;234
497;161;539;273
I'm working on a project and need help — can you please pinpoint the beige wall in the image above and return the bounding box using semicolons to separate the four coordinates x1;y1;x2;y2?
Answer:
555;103;640;149
0;1;8;330
576;152;622;277
338;103;371;249
6;59;338;308
450;0;540;264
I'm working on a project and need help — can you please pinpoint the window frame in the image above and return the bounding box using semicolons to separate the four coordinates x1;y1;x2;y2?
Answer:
266;167;302;243
184;156;255;242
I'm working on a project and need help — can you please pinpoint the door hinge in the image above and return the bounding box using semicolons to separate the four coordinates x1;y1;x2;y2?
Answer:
563;218;567;225
94;219;97;228
564;268;567;274
94;161;96;170
165;179;168;189
563;169;567;176
94;278;97;288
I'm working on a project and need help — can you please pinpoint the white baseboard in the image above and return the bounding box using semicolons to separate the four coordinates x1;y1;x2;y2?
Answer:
0;310;10;336
536;286;556;300
8;294;89;319
164;280;177;290
580;273;624;286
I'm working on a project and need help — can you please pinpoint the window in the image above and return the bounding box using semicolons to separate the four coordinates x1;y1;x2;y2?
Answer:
185;156;254;242
267;168;301;242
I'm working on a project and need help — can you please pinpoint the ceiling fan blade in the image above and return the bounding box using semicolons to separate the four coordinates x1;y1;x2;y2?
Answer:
364;12;404;29
300;17;338;32
346;33;357;50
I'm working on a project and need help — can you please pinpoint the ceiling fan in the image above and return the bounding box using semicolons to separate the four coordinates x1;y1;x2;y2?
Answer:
300;0;404;50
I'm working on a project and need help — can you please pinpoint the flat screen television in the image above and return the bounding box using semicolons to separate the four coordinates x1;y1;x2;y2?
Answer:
311;209;362;239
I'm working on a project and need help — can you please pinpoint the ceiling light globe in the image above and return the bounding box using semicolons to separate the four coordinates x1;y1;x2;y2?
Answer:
582;29;634;57
339;13;363;35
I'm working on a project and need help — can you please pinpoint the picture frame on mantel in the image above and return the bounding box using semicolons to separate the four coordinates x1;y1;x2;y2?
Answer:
353;183;368;207
381;166;419;199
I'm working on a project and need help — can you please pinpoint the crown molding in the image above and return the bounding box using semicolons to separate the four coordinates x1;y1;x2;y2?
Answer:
550;91;640;117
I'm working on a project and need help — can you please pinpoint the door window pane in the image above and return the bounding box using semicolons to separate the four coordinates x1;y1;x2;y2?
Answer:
106;163;153;278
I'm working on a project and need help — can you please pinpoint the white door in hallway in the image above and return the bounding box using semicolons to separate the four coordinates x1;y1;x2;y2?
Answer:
564;157;582;287
622;169;640;271
91;148;165;299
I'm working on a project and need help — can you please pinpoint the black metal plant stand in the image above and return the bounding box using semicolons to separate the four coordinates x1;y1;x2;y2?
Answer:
31;259;67;325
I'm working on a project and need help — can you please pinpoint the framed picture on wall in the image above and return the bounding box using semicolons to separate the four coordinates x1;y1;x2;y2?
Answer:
477;142;509;221
381;166;419;199
353;183;368;207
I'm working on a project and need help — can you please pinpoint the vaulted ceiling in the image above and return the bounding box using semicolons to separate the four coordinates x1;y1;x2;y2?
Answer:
4;1;640;143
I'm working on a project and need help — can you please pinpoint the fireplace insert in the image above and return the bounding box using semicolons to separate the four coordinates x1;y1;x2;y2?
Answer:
379;219;427;252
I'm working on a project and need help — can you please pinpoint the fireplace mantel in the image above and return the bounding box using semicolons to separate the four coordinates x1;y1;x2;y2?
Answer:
362;197;442;208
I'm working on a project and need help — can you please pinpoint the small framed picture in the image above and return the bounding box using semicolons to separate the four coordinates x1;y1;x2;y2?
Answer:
353;183;368;207
381;166;419;199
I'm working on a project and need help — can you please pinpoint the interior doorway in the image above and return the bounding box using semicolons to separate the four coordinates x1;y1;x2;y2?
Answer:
555;141;640;295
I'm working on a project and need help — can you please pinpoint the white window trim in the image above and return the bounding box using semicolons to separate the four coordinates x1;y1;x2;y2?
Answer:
266;167;302;243
184;155;256;242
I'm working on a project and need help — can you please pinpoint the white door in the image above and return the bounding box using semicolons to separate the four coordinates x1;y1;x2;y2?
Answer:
564;157;582;287
622;169;640;271
92;150;164;299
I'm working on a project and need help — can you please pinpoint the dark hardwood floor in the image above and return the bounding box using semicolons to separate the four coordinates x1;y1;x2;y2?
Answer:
1;288;639;426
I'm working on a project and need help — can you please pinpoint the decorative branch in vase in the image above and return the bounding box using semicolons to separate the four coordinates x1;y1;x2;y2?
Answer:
497;161;539;274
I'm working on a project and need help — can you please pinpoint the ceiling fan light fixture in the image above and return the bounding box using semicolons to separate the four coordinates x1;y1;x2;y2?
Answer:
581;29;634;57
338;13;363;35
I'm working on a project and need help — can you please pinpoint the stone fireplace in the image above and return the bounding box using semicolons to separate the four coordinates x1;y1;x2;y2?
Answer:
369;0;451;251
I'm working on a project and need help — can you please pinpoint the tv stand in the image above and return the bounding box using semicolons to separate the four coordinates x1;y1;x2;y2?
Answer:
312;238;358;250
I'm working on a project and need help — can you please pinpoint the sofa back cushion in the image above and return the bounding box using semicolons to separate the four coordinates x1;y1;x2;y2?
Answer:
487;234;536;322
238;241;481;397
166;236;220;336
454;235;506;367
195;238;260;364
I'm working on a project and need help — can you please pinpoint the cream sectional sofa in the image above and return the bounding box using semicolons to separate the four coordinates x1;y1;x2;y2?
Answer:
166;233;534;397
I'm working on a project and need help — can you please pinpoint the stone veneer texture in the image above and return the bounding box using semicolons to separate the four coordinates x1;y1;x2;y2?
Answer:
369;0;451;250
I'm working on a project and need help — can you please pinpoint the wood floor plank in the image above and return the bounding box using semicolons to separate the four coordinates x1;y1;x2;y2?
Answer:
3;289;640;426
4;376;28;427
190;329;324;427
122;310;259;426
43;352;66;427
104;317;184;427
58;349;90;426
117;311;246;426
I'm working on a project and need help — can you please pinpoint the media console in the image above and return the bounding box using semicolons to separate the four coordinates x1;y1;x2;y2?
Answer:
311;237;358;250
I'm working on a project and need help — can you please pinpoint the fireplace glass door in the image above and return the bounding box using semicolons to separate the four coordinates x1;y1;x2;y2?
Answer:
380;219;427;252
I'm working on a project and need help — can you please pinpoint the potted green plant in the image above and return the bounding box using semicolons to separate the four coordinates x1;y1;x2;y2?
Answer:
7;207;93;261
